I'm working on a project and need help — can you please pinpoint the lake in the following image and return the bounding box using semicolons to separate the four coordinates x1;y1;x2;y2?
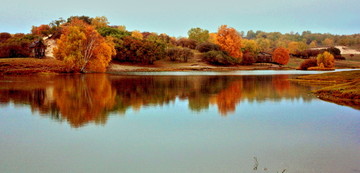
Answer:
0;71;359;173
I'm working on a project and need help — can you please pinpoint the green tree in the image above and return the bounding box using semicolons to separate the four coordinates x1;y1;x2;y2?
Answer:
97;27;130;39
188;27;209;43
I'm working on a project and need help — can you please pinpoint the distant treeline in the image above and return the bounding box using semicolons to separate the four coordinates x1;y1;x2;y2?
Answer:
0;15;358;70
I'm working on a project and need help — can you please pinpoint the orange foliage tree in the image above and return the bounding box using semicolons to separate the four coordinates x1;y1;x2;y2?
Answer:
53;19;115;72
31;24;52;36
216;25;242;59
272;47;290;65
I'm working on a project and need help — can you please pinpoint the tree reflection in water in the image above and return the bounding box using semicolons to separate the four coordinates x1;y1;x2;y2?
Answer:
0;74;314;127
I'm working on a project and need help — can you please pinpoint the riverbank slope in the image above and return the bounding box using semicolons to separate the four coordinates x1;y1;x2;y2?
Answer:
295;70;360;109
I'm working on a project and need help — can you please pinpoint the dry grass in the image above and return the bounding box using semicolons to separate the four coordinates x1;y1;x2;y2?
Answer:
0;58;66;74
295;70;360;109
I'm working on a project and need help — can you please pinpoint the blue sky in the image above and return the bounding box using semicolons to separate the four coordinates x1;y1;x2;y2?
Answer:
0;0;359;37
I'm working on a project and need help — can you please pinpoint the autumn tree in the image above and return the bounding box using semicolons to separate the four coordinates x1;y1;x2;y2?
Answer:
242;39;259;54
0;34;34;58
131;30;143;39
272;47;290;65
188;27;209;43
117;25;127;32
67;15;92;24
31;24;52;36
317;51;334;68
196;42;220;53
216;25;242;59
322;38;334;47
176;38;198;49
114;36;165;64
208;33;218;44
287;41;308;54
91;16;109;29
0;32;11;43
256;38;271;52
53;19;115;72
309;40;317;48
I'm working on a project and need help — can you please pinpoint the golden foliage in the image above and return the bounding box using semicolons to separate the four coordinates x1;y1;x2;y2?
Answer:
322;38;334;46
309;41;317;48
287;41;308;54
131;30;143;40
256;38;271;52
242;39;259;54
216;25;242;59
117;25;126;31
91;16;109;29
317;51;334;68
208;33;218;44
53;19;115;72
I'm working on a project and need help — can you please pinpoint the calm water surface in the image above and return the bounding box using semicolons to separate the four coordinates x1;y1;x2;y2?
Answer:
0;71;359;173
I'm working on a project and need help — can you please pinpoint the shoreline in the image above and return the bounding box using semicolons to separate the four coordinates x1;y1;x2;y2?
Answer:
0;57;359;75
293;70;360;110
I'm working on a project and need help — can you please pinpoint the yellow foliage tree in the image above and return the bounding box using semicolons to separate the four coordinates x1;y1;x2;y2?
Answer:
131;30;143;40
242;39;259;54
256;38;271;52
91;16;109;29
53;19;115;72
117;25;126;31
322;38;334;47
208;33;218;44
216;25;242;59
317;51;334;68
309;40;317;48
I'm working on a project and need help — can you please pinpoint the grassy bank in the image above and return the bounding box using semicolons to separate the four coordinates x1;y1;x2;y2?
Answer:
1;57;360;75
0;58;66;74
295;70;360;109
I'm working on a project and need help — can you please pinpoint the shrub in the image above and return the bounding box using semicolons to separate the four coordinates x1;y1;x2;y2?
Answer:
97;27;130;39
202;51;239;65
0;32;11;43
317;51;334;68
0;34;33;58
176;38;198;49
292;49;322;59
241;52;255;65
272;47;290;65
326;47;341;56
299;58;317;70
114;36;166;64
196;42;220;53
166;47;194;62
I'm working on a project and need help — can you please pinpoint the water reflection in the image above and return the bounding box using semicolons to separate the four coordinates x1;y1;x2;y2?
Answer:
0;74;315;127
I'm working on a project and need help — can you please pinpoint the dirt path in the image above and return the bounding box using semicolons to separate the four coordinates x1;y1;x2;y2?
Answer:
335;46;360;55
